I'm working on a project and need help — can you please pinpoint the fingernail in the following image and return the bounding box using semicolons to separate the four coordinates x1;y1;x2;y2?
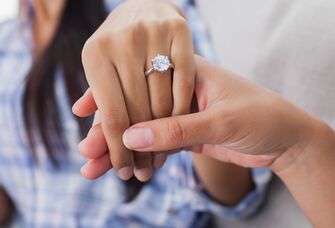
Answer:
134;168;153;182
80;164;87;174
117;166;133;180
123;128;154;150
153;154;167;169
80;163;90;177
72;100;77;108
78;139;86;153
87;127;94;136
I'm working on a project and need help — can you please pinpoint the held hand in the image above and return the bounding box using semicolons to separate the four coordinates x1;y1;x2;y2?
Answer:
123;57;335;228
76;0;195;181
121;56;322;171
74;55;321;178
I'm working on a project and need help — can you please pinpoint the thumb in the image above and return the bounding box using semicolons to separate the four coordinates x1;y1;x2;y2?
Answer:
122;111;216;152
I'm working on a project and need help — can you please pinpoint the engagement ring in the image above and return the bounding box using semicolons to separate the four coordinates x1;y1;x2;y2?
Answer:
145;54;174;76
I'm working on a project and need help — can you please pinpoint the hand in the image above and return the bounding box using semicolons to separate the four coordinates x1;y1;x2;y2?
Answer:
75;54;335;228
121;56;335;227
120;56;322;171
75;0;195;181
74;55;319;177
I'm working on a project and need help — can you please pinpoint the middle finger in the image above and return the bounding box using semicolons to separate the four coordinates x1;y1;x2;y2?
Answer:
115;53;154;182
145;29;173;169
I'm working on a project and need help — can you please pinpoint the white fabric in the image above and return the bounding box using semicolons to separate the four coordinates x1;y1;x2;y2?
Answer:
197;0;335;128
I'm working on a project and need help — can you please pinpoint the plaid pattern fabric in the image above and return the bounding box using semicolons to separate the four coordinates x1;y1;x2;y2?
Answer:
0;0;272;227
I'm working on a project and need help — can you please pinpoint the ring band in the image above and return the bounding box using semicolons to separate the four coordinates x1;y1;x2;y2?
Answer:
145;54;174;76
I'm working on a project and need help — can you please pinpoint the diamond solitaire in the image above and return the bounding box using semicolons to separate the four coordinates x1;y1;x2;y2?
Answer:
145;54;174;76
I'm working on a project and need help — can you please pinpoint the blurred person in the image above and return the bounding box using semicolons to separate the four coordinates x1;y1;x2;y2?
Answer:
0;0;270;227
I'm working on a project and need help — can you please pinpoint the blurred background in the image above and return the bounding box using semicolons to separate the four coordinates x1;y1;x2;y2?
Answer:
0;1;312;227
0;1;18;22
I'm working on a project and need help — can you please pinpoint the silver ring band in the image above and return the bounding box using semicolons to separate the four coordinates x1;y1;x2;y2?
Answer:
145;63;174;76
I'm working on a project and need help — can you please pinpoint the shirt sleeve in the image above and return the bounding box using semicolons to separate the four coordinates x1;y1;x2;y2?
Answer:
170;151;273;220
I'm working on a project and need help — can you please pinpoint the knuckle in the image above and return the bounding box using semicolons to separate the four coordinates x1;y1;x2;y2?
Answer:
121;21;147;40
82;38;94;64
176;76;195;90
104;110;129;132
134;20;162;39
82;35;106;64
152;100;173;119
164;119;186;146
152;106;173;119
169;17;189;31
128;109;150;124
112;157;132;170
143;19;159;29
111;24;146;53
134;153;152;167
131;20;147;34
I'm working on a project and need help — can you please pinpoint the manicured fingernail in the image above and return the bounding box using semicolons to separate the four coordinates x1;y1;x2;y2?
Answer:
134;168;153;182
153;154;167;169
72;103;77;113
123;128;154;149
78;138;87;153
117;166;133;180
87;127;94;136
80;164;87;174
80;163;91;178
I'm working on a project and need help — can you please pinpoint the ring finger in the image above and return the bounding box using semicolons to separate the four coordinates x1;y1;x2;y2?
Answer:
115;48;154;182
145;31;173;168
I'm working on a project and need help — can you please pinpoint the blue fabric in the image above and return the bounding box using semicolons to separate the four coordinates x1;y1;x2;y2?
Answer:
0;0;272;227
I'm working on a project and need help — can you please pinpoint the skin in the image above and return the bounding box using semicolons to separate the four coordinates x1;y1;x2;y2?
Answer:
75;1;255;204
79;0;196;182
76;56;335;227
75;103;254;206
123;56;335;227
32;0;66;54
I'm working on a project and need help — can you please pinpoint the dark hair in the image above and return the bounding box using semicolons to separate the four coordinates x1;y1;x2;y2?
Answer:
23;0;143;201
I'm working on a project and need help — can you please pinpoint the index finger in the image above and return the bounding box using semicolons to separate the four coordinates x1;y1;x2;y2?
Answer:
82;39;134;180
72;88;97;118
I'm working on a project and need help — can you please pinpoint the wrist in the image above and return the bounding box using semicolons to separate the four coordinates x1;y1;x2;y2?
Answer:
269;120;335;226
192;153;254;206
271;117;335;177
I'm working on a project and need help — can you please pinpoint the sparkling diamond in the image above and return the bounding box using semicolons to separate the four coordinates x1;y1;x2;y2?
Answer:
152;54;171;73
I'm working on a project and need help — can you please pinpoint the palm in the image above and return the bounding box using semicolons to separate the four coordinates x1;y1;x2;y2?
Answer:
192;144;277;168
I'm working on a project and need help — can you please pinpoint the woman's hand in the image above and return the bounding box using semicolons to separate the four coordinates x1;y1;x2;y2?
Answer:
75;56;335;227
74;54;315;175
120;56;323;171
74;55;318;175
74;0;195;182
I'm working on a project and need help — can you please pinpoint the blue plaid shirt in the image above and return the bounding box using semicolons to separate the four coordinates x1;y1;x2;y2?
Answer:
0;0;272;227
